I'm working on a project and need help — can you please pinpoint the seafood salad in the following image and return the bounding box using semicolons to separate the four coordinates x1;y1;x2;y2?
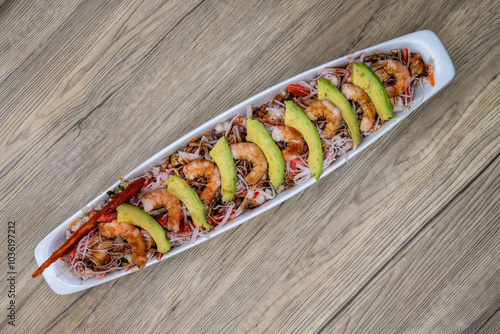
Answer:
33;48;432;281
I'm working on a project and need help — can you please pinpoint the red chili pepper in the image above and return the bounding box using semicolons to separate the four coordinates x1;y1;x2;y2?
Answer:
285;84;310;97
403;48;409;63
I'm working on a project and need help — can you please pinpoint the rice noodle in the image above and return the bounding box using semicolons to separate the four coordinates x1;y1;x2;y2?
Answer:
64;48;431;280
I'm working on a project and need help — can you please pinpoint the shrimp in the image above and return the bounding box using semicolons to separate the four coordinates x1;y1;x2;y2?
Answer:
409;53;426;76
98;220;147;269
377;59;411;98
141;188;182;232
271;125;304;162
183;159;221;204
230;142;267;184
304;100;342;139
341;83;376;132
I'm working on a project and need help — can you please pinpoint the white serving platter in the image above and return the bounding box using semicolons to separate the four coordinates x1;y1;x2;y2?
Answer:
34;30;455;295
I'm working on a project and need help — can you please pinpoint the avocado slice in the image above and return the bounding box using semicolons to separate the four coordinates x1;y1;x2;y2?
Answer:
352;63;393;121
284;101;323;180
209;136;236;201
116;203;170;253
246;118;284;188
164;175;212;230
317;78;361;147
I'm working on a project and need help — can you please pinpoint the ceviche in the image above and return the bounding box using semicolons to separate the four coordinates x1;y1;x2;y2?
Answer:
33;48;432;280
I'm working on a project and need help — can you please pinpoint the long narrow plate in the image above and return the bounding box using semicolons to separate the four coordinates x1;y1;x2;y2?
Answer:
34;30;455;295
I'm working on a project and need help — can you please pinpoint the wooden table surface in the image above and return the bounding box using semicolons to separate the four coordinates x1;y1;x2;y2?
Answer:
1;0;499;333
